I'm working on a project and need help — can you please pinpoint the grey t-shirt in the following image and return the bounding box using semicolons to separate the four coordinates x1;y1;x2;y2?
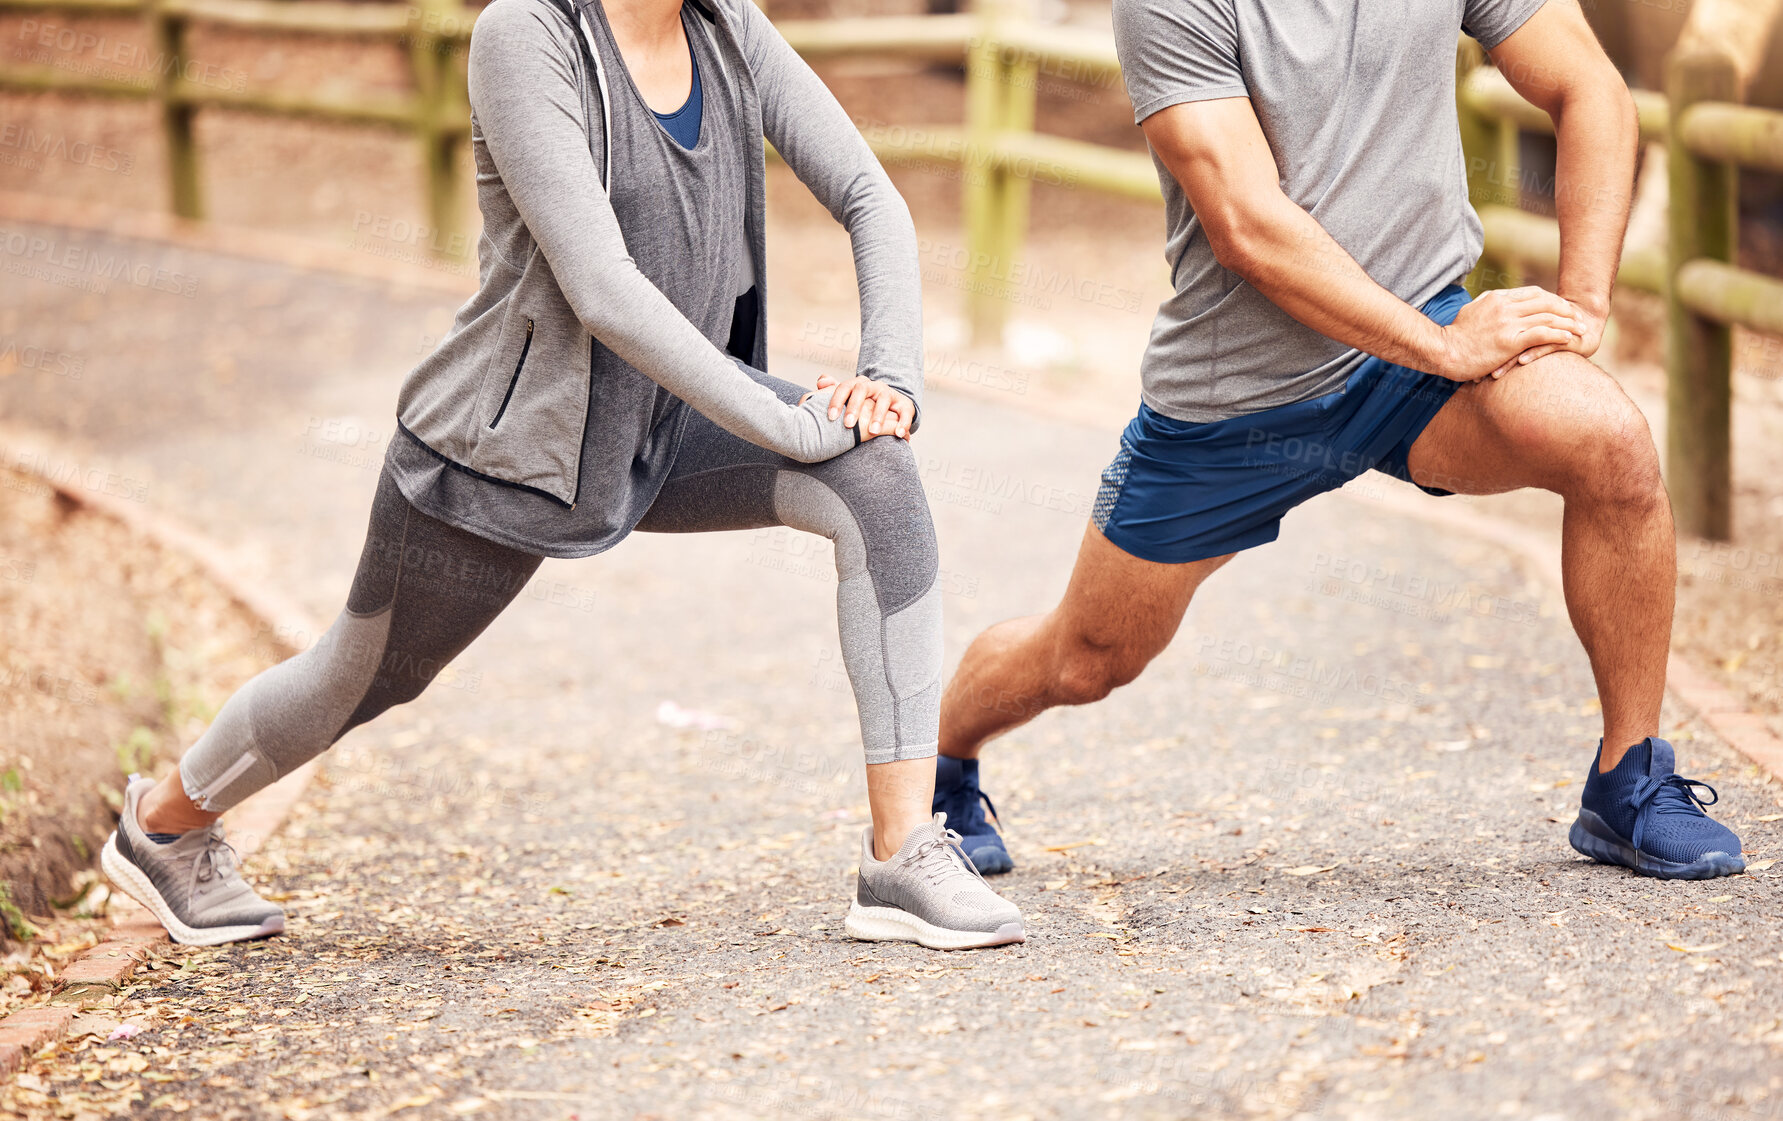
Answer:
1113;0;1547;422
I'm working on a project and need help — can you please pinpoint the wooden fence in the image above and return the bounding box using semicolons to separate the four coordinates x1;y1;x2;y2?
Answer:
2;0;1778;539
0;0;472;243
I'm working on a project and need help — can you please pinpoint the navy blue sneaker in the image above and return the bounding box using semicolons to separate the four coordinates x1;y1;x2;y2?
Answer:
1570;737;1745;879
933;756;1012;875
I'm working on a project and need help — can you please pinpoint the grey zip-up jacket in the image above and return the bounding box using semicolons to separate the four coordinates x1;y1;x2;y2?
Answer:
395;0;923;507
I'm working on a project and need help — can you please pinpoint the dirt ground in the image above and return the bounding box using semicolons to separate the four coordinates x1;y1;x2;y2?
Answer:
0;227;1776;1118
3;0;1783;923
0;460;275;977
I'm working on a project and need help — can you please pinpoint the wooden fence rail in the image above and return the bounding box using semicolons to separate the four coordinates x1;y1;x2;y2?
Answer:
3;0;1780;538
0;0;470;232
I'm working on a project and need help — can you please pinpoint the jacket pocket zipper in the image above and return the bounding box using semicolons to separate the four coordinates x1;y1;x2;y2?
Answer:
488;317;534;429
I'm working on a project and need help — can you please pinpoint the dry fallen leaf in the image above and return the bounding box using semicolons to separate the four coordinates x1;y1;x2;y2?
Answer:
1282;864;1339;877
1666;942;1725;954
1042;840;1104;852
1745;859;1776;872
1754;814;1783;823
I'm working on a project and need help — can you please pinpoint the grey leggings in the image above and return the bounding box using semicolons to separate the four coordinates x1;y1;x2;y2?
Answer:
179;407;941;814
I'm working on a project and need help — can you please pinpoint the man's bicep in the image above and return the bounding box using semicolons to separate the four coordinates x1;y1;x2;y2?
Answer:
1486;2;1612;115
1141;97;1285;235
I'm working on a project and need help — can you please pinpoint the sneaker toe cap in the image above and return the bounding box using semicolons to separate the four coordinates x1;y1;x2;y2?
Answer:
1644;818;1747;877
208;900;287;928
962;838;1013;876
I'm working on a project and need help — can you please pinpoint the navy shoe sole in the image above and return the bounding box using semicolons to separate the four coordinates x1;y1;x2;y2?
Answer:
1568;810;1746;880
962;838;1014;876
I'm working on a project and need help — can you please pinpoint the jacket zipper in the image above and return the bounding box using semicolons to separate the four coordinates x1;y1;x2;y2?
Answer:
488;317;534;429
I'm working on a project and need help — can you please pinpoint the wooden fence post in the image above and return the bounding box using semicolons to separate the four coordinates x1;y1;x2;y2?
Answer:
151;0;201;220
964;0;1006;344
993;21;1036;318
1665;46;1740;541
1490;117;1521;289
409;0;468;259
964;0;1038;346
1456;39;1493;294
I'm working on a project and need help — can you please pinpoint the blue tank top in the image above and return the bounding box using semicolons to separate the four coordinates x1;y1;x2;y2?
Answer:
651;36;702;149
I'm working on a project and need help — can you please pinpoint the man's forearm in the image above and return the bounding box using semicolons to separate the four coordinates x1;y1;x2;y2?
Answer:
1551;83;1639;321
1143;94;1580;385
1218;198;1453;374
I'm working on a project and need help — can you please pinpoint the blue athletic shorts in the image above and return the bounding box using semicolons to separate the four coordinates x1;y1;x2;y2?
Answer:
1092;284;1470;565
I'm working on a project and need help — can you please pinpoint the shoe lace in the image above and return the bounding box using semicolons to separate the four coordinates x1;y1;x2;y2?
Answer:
940;774;1002;836
910;824;983;888
977;788;1002;831
190;825;241;892
1629;773;1718;851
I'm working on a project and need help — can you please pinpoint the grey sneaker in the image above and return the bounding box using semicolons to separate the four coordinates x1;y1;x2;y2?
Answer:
101;776;285;946
846;812;1025;950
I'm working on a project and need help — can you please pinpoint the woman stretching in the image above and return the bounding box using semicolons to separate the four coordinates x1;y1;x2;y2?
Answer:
101;0;1023;951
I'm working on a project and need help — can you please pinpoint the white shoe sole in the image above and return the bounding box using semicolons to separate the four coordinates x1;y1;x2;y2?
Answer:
844;902;1025;950
101;833;285;947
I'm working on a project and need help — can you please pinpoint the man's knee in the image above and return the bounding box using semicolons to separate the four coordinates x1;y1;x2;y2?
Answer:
1545;366;1664;509
1052;638;1154;706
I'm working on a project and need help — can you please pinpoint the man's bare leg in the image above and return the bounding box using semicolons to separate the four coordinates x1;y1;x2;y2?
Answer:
1405;350;1672;770
938;527;1233;759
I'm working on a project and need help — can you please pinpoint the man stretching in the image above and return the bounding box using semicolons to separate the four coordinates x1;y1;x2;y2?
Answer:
929;0;1746;880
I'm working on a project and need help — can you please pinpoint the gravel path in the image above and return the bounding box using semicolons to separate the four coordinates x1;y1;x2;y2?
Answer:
3;221;1781;1121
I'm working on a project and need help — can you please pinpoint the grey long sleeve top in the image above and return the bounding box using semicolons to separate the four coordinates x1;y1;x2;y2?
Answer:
391;0;923;532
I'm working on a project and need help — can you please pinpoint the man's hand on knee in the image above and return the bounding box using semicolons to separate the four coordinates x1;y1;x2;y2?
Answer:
1502;293;1609;371
1437;286;1586;383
